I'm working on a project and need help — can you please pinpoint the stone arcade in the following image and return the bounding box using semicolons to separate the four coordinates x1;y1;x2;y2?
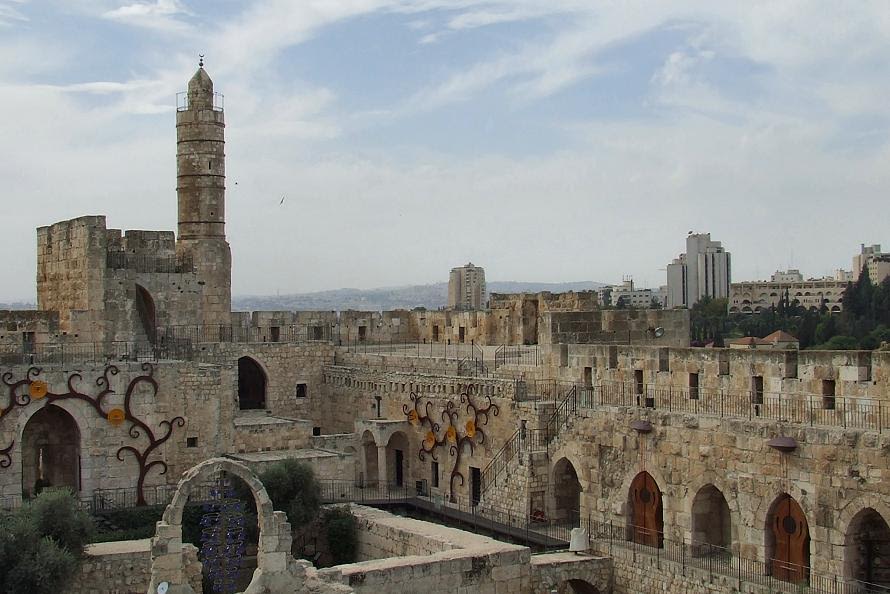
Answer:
2;66;890;594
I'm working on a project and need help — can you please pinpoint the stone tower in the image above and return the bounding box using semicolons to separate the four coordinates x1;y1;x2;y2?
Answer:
175;65;232;329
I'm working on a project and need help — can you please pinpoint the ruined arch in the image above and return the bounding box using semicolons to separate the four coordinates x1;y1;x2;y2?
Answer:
21;404;81;497
237;356;267;410
148;458;293;594
844;507;890;588
691;484;732;554
551;457;582;524
766;493;810;584
135;283;158;344
627;471;663;548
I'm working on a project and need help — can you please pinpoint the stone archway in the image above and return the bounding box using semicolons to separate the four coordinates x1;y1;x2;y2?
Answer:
21;404;80;498
552;457;581;524
691;484;732;555
147;458;310;594
561;579;599;594
845;507;890;588
361;430;378;487
386;431;410;488
238;357;267;410
343;446;360;485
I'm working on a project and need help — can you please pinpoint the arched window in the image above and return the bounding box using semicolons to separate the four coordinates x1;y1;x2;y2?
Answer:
238;357;266;410
135;284;157;344
22;405;81;497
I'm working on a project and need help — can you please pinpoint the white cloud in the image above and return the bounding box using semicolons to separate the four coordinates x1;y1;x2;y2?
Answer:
102;0;191;31
0;0;27;27
4;1;890;299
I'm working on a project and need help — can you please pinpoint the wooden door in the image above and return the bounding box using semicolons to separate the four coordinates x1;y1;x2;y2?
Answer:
630;472;663;548
770;495;809;583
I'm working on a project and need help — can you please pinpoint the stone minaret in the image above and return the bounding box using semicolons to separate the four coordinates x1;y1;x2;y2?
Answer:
176;64;232;329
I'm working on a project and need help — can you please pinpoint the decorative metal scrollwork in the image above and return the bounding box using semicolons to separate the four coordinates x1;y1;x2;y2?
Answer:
403;388;499;502
200;476;246;593
0;363;184;505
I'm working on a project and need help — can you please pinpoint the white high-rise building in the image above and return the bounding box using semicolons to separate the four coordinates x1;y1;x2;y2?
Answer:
853;244;890;285
666;233;731;308
447;262;487;310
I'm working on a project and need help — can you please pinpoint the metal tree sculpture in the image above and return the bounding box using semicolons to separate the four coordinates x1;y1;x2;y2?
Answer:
0;363;184;505
403;388;499;502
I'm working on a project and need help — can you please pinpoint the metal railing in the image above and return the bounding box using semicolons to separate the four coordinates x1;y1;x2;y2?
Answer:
494;344;539;369
479;385;577;495
0;483;219;513
341;339;482;360
514;379;577;404
157;323;332;344
595;382;890;433
584;516;890;594
106;252;193;273
0;341;162;365
318;480;573;549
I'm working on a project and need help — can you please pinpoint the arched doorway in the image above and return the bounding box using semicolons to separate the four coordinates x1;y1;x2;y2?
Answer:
766;494;810;584
552;457;581;524
560;579;599;594
387;431;410;488
238;357;266;410
21;405;81;498
627;471;663;548
135;284;157;344
691;484;732;554
845;508;890;588
343;446;361;486
361;431;378;487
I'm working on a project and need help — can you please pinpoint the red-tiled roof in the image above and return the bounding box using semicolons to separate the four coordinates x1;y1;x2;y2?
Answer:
763;330;798;343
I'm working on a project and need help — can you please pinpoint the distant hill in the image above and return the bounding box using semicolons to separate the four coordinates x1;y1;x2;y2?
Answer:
233;281;606;312
0;302;36;310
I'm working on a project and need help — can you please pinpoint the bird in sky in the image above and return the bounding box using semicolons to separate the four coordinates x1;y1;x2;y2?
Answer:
280;195;286;206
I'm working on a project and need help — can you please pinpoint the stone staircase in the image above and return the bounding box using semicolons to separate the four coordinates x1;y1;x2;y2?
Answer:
479;384;580;499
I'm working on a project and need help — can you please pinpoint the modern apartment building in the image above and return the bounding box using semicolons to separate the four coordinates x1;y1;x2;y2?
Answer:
447;262;487;310
666;233;731;308
853;244;890;285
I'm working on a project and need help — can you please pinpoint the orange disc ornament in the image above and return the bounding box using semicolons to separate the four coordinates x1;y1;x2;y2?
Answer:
29;380;48;400
107;408;126;426
465;420;476;438
446;426;457;444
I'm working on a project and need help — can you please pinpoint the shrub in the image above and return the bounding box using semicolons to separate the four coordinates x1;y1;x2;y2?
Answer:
322;507;357;565
259;459;321;528
29;488;93;556
0;489;91;594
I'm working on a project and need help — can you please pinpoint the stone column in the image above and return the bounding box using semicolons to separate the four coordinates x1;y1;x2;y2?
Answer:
377;444;388;486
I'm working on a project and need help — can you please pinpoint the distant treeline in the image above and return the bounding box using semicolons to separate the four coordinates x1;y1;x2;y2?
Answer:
691;270;890;350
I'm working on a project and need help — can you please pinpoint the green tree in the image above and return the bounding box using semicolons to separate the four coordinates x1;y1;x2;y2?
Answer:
322;507;357;565
0;489;92;594
690;297;729;343
259;459;321;528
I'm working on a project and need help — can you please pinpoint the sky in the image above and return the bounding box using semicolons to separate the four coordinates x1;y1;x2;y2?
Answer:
1;1;889;301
